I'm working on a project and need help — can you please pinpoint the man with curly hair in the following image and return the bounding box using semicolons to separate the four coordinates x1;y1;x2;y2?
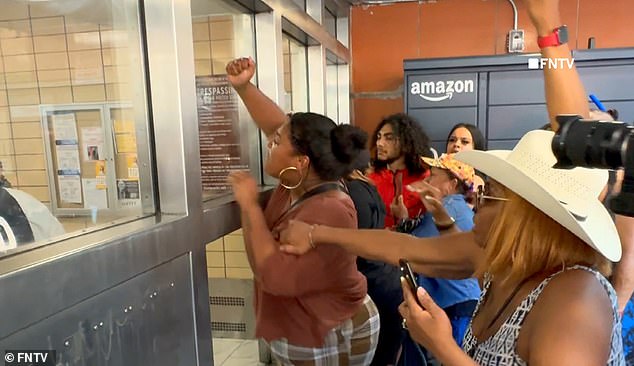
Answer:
356;113;430;366
368;113;432;229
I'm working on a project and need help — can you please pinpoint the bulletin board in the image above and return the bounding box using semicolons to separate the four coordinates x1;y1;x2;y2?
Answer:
109;106;141;210
41;103;140;216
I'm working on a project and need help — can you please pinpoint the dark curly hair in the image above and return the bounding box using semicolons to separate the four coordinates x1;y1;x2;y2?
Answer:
370;113;431;175
289;112;369;181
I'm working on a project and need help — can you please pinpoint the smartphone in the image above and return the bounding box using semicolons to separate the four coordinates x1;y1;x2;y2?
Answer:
399;258;423;307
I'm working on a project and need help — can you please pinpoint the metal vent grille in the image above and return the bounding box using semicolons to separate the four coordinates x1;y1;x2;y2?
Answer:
209;296;245;307
212;321;247;333
208;278;254;339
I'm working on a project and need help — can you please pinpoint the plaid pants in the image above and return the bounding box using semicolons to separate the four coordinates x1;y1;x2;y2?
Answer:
269;295;380;365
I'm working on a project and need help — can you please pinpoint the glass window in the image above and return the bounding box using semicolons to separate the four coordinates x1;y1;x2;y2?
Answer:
337;16;349;46
326;58;339;123
192;0;258;200
282;34;308;112
324;7;336;38
0;0;153;253
292;0;306;11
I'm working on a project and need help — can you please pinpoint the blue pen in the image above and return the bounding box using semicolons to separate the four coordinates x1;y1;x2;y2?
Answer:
589;94;607;112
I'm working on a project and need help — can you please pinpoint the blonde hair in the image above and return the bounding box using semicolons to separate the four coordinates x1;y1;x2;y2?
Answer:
477;188;611;283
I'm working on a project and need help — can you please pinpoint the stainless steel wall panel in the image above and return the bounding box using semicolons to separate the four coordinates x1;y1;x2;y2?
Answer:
0;253;197;366
201;187;275;244
0;216;191;340
143;0;211;363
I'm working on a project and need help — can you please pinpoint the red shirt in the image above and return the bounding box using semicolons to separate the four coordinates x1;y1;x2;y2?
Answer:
256;186;367;347
368;168;429;228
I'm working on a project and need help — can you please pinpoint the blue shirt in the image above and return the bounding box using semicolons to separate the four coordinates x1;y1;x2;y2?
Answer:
411;194;481;309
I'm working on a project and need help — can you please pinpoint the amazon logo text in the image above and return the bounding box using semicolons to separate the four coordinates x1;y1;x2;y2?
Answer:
410;79;475;102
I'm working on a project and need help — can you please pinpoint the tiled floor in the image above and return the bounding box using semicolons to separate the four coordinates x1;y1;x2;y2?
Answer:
212;338;267;366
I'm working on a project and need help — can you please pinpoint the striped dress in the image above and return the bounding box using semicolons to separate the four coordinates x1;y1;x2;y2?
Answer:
462;265;625;365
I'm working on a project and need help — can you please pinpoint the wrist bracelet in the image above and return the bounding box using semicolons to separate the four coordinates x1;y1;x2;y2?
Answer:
308;225;316;249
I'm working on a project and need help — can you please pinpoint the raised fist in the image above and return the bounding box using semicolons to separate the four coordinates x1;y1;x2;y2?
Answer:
225;57;256;90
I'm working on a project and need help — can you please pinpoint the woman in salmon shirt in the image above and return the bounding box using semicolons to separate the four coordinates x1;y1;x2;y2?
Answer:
226;58;380;365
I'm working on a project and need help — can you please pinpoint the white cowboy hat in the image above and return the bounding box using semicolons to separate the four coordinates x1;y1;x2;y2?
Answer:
455;130;621;262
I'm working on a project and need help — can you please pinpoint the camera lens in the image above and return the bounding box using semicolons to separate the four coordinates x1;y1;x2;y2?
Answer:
552;116;631;170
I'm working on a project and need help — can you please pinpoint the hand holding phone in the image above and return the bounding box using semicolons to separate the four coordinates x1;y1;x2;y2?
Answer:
399;258;423;307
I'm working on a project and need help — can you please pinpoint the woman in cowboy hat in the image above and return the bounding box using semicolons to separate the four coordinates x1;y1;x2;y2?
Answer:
280;129;624;364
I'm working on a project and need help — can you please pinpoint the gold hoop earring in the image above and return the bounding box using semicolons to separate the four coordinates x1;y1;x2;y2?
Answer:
278;166;303;190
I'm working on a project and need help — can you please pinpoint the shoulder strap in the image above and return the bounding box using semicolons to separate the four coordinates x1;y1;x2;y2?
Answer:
271;182;347;229
288;182;347;211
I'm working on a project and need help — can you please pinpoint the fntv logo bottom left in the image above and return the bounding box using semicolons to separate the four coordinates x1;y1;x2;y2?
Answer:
5;351;55;366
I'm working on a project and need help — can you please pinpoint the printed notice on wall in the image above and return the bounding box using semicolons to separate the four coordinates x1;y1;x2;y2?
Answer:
113;120;137;153
51;112;82;205
114;120;135;134
127;155;139;179
117;179;140;200
52;113;78;143
82;178;108;209
95;160;107;189
58;175;82;203
115;133;137;153
196;75;249;192
55;145;81;175
81;127;105;161
116;178;141;210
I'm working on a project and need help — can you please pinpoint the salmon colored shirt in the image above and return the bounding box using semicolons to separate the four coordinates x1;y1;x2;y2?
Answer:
256;185;367;347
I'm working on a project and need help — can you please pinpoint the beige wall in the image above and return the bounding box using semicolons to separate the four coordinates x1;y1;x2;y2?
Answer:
192;15;235;77
206;229;253;279
0;3;130;204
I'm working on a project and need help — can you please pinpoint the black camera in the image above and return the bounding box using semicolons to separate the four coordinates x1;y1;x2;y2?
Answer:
552;115;634;217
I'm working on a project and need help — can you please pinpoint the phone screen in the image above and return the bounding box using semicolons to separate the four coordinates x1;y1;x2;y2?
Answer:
399;258;423;307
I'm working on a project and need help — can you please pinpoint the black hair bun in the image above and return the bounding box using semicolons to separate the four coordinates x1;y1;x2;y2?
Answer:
330;125;368;165
289;113;371;180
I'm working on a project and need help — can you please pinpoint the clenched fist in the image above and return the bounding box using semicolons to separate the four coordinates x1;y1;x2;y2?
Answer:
225;57;256;90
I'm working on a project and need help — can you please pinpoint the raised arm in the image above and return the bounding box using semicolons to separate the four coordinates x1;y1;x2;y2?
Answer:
525;1;589;131
226;57;288;137
280;222;483;279
531;0;634;311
